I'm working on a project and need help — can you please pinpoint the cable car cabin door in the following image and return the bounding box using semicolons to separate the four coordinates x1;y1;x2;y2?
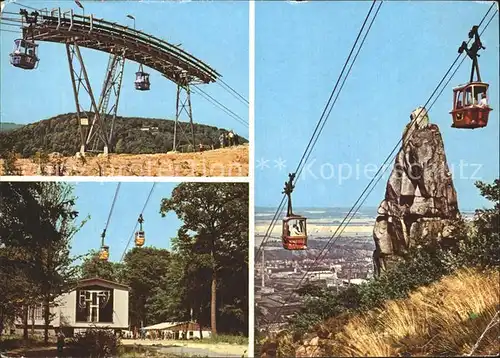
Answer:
282;217;307;250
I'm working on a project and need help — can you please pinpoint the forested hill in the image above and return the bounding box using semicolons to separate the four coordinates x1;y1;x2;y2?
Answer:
0;122;24;132
0;113;247;157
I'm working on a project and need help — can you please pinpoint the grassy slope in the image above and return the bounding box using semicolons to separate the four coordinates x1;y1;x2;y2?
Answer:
294;268;499;357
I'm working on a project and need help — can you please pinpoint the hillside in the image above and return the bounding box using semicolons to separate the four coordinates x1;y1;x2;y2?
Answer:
0;122;24;132
289;268;499;357
0;144;248;176
0;113;248;157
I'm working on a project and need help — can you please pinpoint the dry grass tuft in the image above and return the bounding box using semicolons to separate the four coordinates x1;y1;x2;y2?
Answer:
318;268;499;357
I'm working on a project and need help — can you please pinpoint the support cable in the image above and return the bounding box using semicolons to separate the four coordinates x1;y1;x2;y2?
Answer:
0;28;19;33
218;78;249;106
119;183;156;262
256;0;381;261
192;86;248;126
100;182;121;246
8;2;42;12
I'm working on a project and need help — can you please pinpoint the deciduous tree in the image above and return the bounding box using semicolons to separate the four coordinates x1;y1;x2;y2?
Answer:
160;183;248;335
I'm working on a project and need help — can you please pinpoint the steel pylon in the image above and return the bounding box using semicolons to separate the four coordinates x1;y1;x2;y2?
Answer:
66;41;125;155
173;79;196;153
89;50;126;152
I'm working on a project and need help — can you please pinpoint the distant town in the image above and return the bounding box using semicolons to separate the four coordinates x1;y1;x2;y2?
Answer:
254;207;475;331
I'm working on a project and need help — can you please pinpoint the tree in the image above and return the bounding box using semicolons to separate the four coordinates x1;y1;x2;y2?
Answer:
160;183;249;335
0;182;46;339
0;182;86;343
1;151;22;175
147;253;192;324
80;250;123;282
121;247;170;330
448;179;500;268
30;183;86;343
0;251;35;339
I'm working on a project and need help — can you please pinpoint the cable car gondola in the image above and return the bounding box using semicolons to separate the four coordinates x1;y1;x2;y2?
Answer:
450;25;492;129
135;64;150;91
10;39;39;70
134;214;145;247
282;173;308;250
98;229;110;261
99;245;110;261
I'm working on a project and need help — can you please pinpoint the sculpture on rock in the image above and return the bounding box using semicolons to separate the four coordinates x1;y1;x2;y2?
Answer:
373;107;461;275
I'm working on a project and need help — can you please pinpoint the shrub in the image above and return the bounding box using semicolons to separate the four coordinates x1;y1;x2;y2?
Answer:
1;151;22;175
71;327;120;357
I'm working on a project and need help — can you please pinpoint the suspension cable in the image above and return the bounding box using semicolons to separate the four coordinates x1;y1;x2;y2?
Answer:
267;3;497;326
119;182;156;262
256;0;381;261
0;28;19;33
296;0;383;181
192;86;248;126
293;0;379;178
218;78;249;106
8;2;42;12
191;86;248;127
100;182;121;246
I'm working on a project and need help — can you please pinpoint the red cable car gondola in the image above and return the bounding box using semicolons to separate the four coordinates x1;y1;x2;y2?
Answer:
282;173;308;250
450;25;492;129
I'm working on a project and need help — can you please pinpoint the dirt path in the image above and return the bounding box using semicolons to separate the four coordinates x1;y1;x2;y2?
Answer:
122;339;248;357
0;145;248;177
1;340;247;357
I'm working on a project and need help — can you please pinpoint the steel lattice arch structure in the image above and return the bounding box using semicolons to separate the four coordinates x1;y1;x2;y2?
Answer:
5;7;220;154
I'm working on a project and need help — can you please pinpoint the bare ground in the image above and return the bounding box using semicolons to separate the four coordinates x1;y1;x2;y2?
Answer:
122;339;248;356
0;145;248;177
1;340;247;357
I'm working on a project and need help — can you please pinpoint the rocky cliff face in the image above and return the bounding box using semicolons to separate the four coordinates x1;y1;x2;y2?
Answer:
373;107;461;275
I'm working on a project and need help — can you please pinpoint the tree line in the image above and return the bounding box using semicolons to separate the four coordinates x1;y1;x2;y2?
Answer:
0;182;249;343
0;113;248;158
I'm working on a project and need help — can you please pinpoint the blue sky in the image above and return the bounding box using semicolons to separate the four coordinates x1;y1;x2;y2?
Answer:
0;0;248;138
69;182;182;262
255;1;499;210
